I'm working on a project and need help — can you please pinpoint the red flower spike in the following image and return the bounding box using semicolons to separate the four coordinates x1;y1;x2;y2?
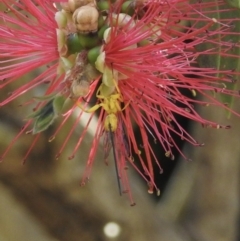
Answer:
100;0;240;195
0;0;240;205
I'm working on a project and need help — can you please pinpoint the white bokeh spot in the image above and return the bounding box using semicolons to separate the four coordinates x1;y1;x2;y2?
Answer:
103;222;121;238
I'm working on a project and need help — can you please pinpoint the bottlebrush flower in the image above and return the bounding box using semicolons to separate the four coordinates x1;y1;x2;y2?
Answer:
0;0;240;205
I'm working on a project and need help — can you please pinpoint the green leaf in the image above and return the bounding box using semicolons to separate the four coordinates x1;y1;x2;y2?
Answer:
32;100;55;134
53;95;65;114
30;94;68;134
27;100;54;119
61;97;75;113
27;100;52;119
33;112;55;134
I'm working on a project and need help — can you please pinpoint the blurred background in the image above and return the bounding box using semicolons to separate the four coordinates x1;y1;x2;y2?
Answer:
0;81;239;241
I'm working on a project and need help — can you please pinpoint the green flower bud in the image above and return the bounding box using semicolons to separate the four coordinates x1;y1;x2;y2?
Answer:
67;33;84;54
78;33;100;48
87;46;102;65
98;24;109;40
121;1;135;16
97;0;110;11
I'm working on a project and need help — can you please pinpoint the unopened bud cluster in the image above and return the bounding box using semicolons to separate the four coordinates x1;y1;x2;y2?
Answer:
61;0;99;33
55;0;158;98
